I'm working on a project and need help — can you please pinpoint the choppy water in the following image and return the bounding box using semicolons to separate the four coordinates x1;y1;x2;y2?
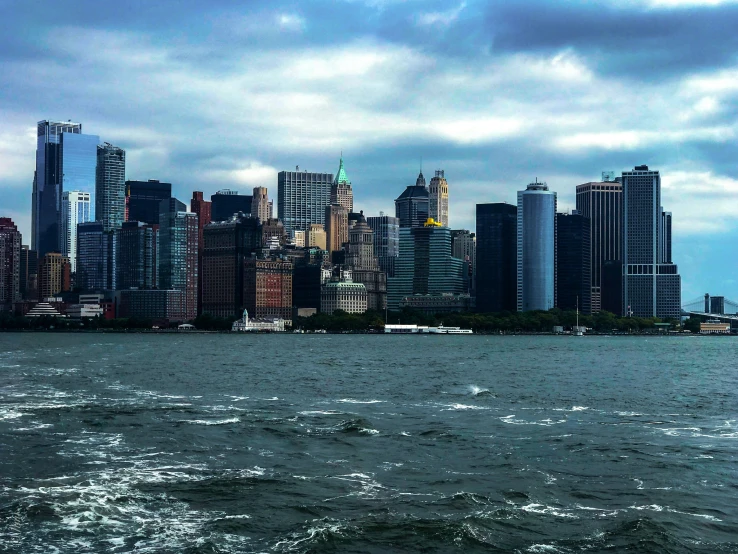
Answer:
0;334;736;553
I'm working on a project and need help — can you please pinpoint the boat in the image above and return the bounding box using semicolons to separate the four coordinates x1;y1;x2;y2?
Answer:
574;297;584;336
384;324;473;334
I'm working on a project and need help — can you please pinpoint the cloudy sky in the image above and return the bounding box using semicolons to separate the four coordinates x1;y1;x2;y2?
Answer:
1;0;737;304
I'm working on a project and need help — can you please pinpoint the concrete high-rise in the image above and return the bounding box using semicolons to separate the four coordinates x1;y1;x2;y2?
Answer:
76;222;116;291
475;203;517;313
96;143;126;231
158;199;199;320
125;180;171;224
116;221;158;290
346;213;386;311
211;190;252;222
61;191;92;274
308;224;327;250
330;156;354;212
243;258;293;323
32;121;99;258
622;165;681;319
38;253;71;299
575;180;622;312
429;170;449;228
278;168;333;236
325;203;349;254
0;218;21;310
251;187;273;222
395;172;429;228
556;212;591;314
517;182;556;312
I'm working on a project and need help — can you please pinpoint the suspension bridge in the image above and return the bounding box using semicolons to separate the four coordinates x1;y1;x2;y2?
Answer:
682;294;738;322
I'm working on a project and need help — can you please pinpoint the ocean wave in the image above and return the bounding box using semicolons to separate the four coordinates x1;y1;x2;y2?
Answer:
336;398;384;404
181;417;240;425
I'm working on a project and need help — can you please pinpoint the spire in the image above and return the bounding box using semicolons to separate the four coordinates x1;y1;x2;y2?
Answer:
416;170;426;187
334;154;350;185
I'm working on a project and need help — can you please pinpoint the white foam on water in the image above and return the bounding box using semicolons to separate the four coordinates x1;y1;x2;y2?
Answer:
500;415;567;426
0;408;25;421
574;504;621;517
182;417;240;426
554;406;589;412
442;403;488;411
527;545;565;553
360;428;380;435
273;519;349;550
298;410;343;416
469;385;490;395
521;503;578;518
336;398;384;404
615;411;643;416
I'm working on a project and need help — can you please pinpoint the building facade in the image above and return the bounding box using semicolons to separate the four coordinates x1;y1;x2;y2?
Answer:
346;213;387;311
115;289;186;322
116;221;158;290
125;180;172;224
96;143;126;231
191;191;212;315
243;258;293;322
451;229;475;295
622;166;681;319
325;204;349;254
330;156;354;212
158;199;198;320
19;246;38;301
76;222;116;291
575;180;622;313
476;203;517;313
367;214;400;278
308;224;327;250
32;121;98;258
0;218;21;310
61;190;92;273
211;190;252;222
321;280;368;314
429;170;449;228
555;212;591;314
395;172;430;228
251;187;273;222
277;169;333;236
38;253;71;299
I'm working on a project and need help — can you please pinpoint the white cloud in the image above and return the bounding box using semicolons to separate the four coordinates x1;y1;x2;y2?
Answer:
415;2;466;26
276;13;305;32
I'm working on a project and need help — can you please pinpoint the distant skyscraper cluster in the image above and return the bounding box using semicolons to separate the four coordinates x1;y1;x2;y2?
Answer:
0;117;682;323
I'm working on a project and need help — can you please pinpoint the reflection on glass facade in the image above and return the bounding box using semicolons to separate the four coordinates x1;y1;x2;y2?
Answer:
76;221;116;291
125;180;172;225
32;121;98;258
96;143;126;231
517;183;556;312
158;199;199;320
61;191;92;273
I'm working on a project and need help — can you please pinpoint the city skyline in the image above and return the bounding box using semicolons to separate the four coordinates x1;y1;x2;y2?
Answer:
2;1;738;301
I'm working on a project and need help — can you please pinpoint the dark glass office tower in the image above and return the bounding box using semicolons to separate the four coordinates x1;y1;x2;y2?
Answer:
76;222;116;291
576;180;622;313
475;203;517;313
0;218;21;309
158;199;198;320
125;180;172;225
556;212;591;314
210;190;252;222
395;172;430;228
367;214;400;278
116;221;158;290
32;121;99;257
96;143;126;231
602;260;623;315
278;169;334;236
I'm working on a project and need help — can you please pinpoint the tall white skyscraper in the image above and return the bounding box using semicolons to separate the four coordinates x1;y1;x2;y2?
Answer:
429;170;449;227
61;190;92;273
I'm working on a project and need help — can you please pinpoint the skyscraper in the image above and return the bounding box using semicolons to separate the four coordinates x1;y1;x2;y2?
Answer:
96;143;126;231
330;156;354;212
38;253;71;299
475;203;517;313
32;120;99;257
76;221;116;291
325;203;349;254
451;229;475;295
622;165;681;319
125;180;171;224
116;221;157;290
367;214;400;278
211;190;252;222
19;246;38;301
191;192;212;315
61;191;92;274
346;213;386;311
575;180;622;313
243;258;293;323
517;182;557;312
387;221;465;311
278;168;334;236
251;187;273;222
555;212;591;314
158;199;199;320
429;170;449;228
395;172;430;228
0;218;21;310
308;224;327;250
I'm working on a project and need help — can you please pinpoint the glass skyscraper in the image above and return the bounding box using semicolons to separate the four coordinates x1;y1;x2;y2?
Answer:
158;199;199;320
476;203;517;313
555;212;591;314
125;180;172;225
61;190;92;274
76;221;116;291
32;121;98;258
517;182;556;312
96;143;126;231
367;214;400;278
116;221;158;290
278;169;334;236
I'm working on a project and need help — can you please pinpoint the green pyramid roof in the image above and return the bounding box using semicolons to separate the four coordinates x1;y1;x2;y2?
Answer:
334;156;351;185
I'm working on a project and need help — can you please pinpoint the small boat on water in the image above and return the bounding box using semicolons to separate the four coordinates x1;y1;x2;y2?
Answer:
384;324;473;334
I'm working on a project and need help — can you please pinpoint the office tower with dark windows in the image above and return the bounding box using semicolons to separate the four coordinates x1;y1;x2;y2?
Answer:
211;190;252;222
395;172;429;228
325;203;349;254
158;199;198;320
61;190;92;274
278;168;333;236
475;203;517;313
201;215;262;318
661;210;672;264
191;192;212;314
387;221;465;311
243;258;293;323
251;187;273;222
622;165;681;319
602;260;624;315
429;170;449;228
20;246;38;301
330;156;354;212
575;179;622;313
96;143;126;231
116;221;157;290
76;222;116;291
367;214;400;278
346;213;386;311
32;121;98;258
517;182;557;312
556;212;591;314
0;218;21;310
125;180;172;225
451;230;475;295
38;253;71;299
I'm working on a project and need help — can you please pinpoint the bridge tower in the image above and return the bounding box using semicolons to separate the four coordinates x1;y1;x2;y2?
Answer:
705;293;710;314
